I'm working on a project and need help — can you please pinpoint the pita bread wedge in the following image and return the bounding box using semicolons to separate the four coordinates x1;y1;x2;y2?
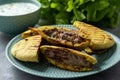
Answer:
29;27;90;50
40;45;97;71
21;26;54;38
11;35;42;62
73;21;115;51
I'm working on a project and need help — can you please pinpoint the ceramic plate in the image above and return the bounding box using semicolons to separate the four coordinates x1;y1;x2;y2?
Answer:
6;25;120;79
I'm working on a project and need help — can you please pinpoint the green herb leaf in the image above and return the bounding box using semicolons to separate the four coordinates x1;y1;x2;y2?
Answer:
38;0;120;27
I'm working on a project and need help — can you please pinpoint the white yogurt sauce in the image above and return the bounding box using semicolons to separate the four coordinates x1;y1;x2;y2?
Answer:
0;2;39;16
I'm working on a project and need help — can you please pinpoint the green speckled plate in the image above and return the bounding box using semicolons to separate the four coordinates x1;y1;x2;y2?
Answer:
6;25;120;79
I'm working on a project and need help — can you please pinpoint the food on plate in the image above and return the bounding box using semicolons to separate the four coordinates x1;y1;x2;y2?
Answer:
29;26;90;50
22;26;52;38
10;21;116;72
11;35;42;62
73;21;115;53
21;29;39;38
40;45;97;71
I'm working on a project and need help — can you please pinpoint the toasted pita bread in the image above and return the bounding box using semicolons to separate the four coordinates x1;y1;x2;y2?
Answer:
29;27;90;50
73;21;115;50
40;45;97;71
11;35;42;62
21;26;55;38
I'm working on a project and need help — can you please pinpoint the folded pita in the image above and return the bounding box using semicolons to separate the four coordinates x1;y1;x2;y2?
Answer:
40;45;97;71
11;35;42;62
73;21;115;50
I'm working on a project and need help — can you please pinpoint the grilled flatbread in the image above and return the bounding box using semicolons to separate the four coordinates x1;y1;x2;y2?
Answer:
21;26;54;38
11;35;42;62
73;21;115;51
40;45;97;71
29;27;90;50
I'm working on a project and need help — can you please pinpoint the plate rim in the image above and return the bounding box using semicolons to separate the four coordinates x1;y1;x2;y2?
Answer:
5;24;120;79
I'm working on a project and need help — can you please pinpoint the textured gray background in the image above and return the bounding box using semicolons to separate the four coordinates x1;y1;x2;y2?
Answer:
0;24;120;80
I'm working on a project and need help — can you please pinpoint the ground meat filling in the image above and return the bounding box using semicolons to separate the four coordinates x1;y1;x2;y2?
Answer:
43;28;85;44
44;48;93;68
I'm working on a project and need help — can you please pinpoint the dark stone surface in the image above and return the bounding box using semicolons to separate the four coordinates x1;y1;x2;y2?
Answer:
0;24;120;80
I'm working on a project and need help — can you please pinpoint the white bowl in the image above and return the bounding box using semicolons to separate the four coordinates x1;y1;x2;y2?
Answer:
0;0;41;35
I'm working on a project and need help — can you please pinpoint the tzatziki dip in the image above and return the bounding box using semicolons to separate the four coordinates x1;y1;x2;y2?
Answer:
0;2;39;16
